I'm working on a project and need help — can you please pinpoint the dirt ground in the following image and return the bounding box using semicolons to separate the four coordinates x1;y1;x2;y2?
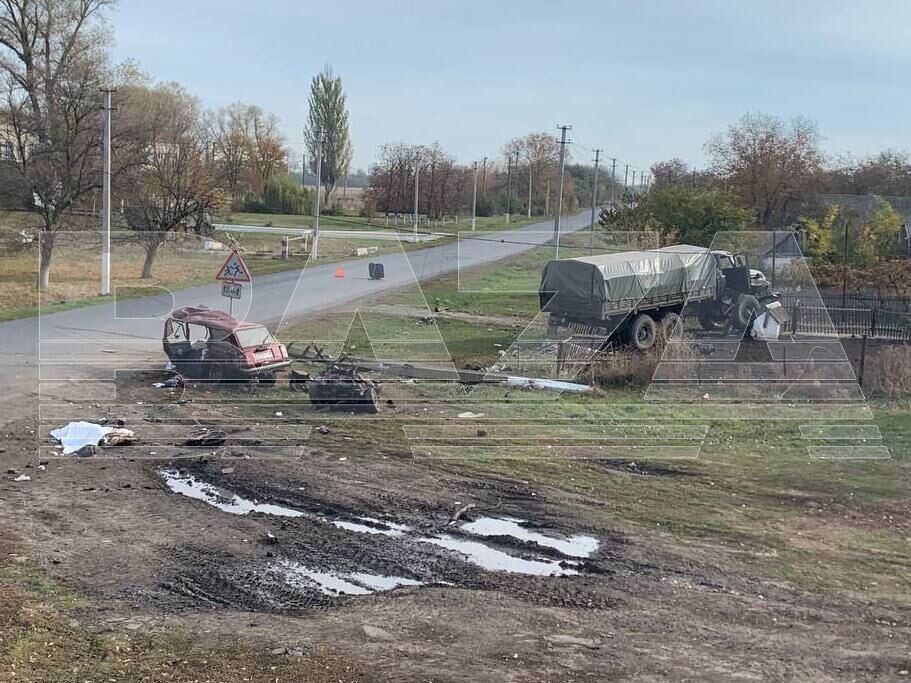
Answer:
1;364;909;683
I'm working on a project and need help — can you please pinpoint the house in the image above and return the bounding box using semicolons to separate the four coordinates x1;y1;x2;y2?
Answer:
760;230;803;269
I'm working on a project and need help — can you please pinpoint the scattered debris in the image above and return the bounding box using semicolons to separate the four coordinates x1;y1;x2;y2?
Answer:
50;421;113;455
13;474;30;482
101;428;136;447
448;503;476;525
457;411;485;419
153;375;184;389
316;425;330;434
306;360;379;413
184;427;227;447
504;376;591;393
288;369;311;392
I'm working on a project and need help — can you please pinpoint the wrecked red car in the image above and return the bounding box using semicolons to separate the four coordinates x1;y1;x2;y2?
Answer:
163;306;290;383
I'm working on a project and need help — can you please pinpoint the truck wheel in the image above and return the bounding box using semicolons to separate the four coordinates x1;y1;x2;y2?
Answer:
628;314;657;351
660;312;681;340
735;294;761;330
257;372;276;387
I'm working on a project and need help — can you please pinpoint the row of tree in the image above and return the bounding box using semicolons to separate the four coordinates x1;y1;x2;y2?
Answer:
602;112;909;270
0;0;357;286
366;132;598;220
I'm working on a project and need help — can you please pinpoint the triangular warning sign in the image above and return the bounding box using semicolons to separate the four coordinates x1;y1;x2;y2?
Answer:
215;250;251;282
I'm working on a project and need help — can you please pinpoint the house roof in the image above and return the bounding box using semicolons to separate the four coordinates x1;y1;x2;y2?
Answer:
170;306;261;332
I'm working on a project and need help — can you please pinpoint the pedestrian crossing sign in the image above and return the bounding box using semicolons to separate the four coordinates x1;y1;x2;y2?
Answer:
215;250;251;283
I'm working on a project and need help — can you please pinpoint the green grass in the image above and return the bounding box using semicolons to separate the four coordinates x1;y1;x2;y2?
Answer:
0;211;539;322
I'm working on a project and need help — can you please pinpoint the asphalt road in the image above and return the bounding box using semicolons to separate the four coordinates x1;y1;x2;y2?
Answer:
0;213;590;404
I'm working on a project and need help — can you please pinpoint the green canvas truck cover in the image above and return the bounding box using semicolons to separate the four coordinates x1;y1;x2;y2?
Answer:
540;245;717;317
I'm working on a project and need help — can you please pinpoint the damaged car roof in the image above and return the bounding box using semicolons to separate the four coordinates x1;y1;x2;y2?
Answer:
170;306;262;332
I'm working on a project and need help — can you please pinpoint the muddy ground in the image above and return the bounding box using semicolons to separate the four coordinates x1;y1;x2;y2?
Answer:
1;369;910;682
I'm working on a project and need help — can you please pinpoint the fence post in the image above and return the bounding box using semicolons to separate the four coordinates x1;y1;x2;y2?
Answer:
792;300;800;338
870;307;877;338
858;334;867;389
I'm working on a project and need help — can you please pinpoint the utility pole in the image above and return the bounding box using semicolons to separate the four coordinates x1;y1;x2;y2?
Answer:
631;171;637;194
552;124;571;258
609;157;617;206
589;149;601;253
481;156;488;199
545;178;550;216
413;159;421;239
623;164;629;199
100;88;114;296
471;161;478;231
505;153;513;223
313;129;324;258
527;158;532;218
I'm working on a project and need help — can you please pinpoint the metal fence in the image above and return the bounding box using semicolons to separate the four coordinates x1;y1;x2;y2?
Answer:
780;294;911;341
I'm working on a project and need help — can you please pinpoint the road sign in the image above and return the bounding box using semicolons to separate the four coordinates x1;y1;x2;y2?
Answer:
215;250;251;282
221;282;242;300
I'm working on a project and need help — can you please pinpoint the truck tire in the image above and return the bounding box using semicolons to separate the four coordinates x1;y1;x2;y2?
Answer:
660;312;681;340
735;294;761;330
628;314;657;351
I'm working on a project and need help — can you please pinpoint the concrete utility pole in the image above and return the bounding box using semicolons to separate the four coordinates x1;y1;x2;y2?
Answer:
609;157;617;205
527;158;532;218
100;88;115;296
552;124;571;259
589;149;601;254
505;153;513;223
413;160;420;239
632;171;637;194
313;129;324;258
471;161;478;231
481;156;488;198
623;164;629;197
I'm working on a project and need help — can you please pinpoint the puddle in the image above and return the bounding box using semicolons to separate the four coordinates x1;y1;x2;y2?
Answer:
460;517;598;558
278;560;422;596
419;535;579;576
50;421;113;454
332;516;411;537
161;470;305;518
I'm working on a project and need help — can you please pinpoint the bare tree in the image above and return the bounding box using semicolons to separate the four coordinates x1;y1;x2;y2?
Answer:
0;0;115;289
206;102;252;205
118;83;220;278
705;112;822;227
521;131;561;214
246;105;286;193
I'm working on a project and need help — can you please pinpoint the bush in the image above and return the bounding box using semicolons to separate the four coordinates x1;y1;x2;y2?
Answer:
263;175;311;215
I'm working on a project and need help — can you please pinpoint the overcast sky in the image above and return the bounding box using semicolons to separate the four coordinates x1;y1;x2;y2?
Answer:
110;0;910;175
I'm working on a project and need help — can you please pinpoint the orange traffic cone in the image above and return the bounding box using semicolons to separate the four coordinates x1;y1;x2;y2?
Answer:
334;265;345;278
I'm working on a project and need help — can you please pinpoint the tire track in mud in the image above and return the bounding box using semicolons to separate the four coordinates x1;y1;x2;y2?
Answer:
142;460;622;614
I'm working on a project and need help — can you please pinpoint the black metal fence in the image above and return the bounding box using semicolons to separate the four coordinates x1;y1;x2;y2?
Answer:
779;293;911;341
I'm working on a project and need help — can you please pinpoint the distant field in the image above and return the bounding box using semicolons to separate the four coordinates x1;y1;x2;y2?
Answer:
0;209;543;321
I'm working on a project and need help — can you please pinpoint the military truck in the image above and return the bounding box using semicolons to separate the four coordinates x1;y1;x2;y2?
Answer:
539;245;778;350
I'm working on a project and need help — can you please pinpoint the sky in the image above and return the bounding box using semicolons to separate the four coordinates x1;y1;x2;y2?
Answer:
110;0;911;175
